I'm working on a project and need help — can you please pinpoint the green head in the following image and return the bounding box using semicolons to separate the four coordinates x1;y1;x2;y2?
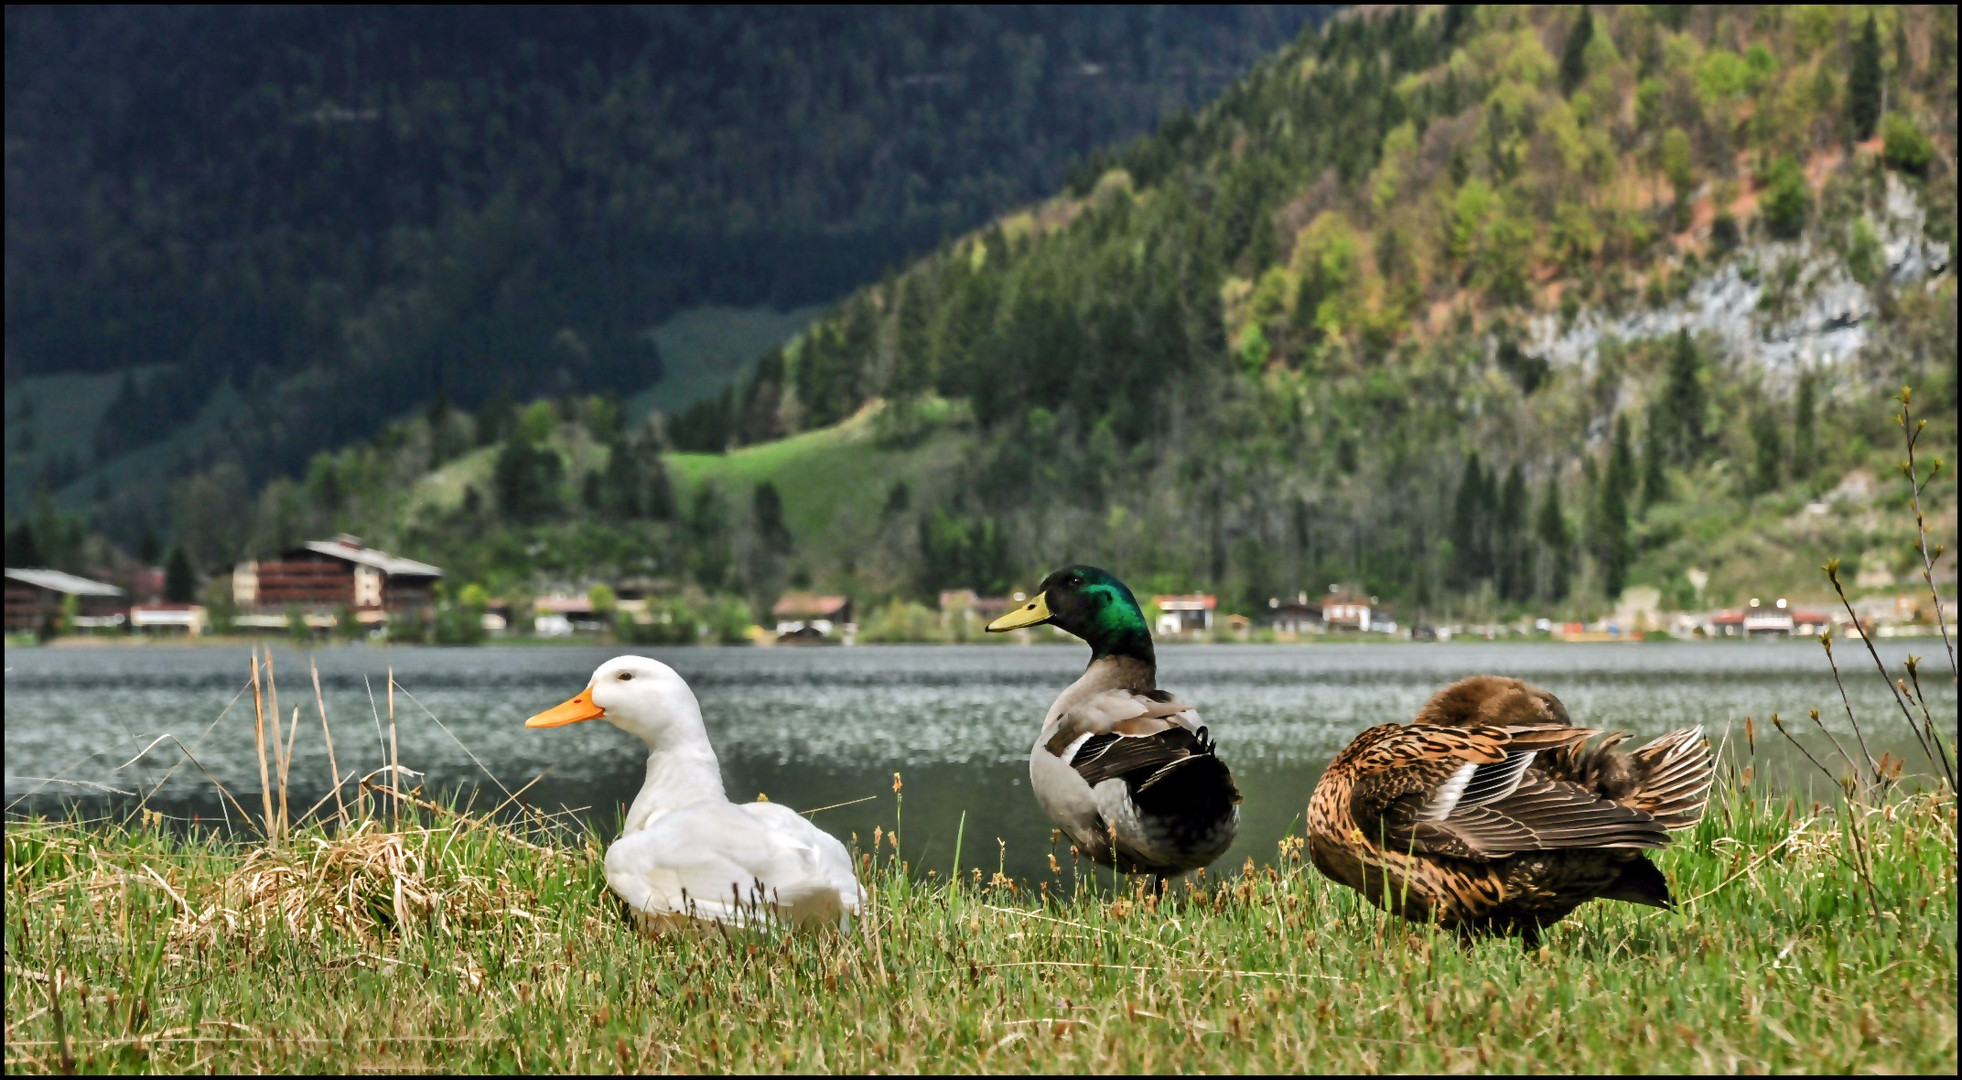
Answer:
985;564;1154;663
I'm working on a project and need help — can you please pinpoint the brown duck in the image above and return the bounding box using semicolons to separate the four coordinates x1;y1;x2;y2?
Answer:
1307;675;1714;946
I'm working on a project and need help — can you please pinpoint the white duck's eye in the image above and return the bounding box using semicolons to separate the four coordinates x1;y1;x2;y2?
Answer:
618;672;634;681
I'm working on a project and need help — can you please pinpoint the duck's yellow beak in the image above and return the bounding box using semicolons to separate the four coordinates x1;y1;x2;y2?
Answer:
987;591;1052;632
526;687;605;728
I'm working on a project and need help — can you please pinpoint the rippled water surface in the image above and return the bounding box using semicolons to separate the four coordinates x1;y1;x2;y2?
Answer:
5;640;1953;880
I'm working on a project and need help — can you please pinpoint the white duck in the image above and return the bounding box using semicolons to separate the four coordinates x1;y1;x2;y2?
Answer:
526;655;863;931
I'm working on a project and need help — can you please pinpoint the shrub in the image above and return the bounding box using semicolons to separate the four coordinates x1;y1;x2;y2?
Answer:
1760;155;1810;240
1880;113;1933;176
1710;211;1741;255
1847;216;1884;286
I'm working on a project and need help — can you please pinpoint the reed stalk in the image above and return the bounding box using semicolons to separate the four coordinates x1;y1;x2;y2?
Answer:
250;649;274;843
312;659;346;827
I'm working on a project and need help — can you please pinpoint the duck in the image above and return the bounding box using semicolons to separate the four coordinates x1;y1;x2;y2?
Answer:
1307;675;1714;946
526;655;863;931
986;565;1240;887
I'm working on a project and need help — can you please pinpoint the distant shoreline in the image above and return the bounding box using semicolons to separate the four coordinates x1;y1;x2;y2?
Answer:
10;630;1952;651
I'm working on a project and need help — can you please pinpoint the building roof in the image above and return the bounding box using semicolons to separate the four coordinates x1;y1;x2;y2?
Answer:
1152;594;1217;611
4;568;125;597
939;590;1016;614
772;593;850;619
298;537;442;577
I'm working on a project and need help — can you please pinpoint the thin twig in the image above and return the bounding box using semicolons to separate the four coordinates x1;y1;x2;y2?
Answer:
392;684;517;804
1816;628;1882;787
1902;658;1958;792
479;767;559;829
1896;388;1955;680
296;770;360;826
1838;794;1885;921
109;732;261;832
357;780;570;857
1770;714;1837;785
1825;563;1933;772
797;795;879;817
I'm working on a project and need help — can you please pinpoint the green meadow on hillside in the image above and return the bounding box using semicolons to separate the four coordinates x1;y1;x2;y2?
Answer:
666;401;974;556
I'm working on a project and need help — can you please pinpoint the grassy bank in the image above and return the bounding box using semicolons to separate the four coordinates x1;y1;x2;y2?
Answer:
5;778;1955;1073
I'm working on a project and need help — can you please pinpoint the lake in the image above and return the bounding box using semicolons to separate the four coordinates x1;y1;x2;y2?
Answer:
5;640;1953;882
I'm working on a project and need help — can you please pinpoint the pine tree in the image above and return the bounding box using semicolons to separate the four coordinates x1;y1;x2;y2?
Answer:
1639;410;1669;510
1750;408;1783;494
1597;415;1635;599
1560;7;1595;97
892;275;934;399
1535;475;1572;603
1792;373;1817;485
493;433;564;524
164;548;197;604
600;440;642;518
753;482;794;554
1847;12;1884;141
1496;463;1529;601
1449;452;1486;589
1659;330;1705;463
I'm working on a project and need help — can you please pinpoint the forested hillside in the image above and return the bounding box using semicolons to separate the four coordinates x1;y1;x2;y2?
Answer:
661;4;1957;619
14;6;1957;631
3;5;1326;527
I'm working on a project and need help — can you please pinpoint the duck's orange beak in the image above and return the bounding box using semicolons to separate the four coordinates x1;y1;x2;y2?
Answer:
526;687;605;728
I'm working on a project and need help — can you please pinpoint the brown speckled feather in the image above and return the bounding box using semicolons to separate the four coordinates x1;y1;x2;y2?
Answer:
1308;675;1715;945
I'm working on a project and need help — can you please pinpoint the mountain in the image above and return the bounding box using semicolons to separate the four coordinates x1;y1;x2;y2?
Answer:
653;4;1957;619
14;6;1958;627
3;5;1330;531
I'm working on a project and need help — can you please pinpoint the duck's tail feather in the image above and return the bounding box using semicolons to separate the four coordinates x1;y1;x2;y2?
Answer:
1132;740;1241;823
1627;727;1715;831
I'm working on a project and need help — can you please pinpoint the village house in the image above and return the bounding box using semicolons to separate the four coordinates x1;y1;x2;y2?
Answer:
1320;592;1378;632
532;594;610;635
1151;594;1216;636
4;568;126;633
231;535;440;628
1264;592;1324;635
130;602;209;636
772;592;853;638
1700;597;1834;637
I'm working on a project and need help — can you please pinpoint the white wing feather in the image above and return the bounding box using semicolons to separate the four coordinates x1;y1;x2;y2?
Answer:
604;801;862;929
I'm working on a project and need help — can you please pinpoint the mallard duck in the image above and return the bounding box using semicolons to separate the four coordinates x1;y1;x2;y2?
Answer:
527;655;863;931
987;565;1241;885
1307;675;1713;946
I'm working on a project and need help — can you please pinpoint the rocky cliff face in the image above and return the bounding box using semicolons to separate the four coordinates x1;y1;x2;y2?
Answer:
1526;172;1951;392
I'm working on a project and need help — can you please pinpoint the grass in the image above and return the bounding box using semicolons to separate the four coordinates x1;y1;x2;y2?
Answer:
4;771;1955;1073
666;400;973;562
